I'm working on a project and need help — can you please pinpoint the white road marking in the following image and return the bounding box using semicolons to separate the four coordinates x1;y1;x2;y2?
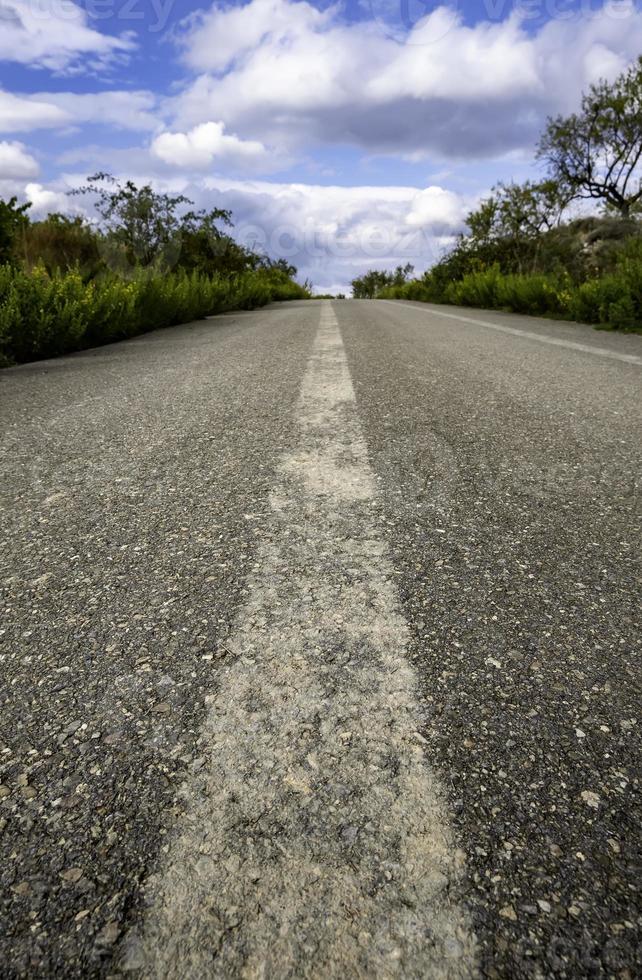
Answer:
387;301;642;365
135;303;477;979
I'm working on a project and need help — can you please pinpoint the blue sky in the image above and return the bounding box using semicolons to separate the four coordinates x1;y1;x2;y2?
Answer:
1;0;641;290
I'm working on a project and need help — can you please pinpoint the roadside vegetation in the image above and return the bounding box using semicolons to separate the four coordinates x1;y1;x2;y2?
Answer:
0;173;309;366
353;59;642;332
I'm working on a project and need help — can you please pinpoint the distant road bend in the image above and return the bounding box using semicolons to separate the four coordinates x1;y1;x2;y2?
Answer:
1;300;640;978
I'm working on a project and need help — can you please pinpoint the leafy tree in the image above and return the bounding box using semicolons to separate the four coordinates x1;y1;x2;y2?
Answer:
456;180;572;274
0;197;31;265
178;207;256;276
465;197;499;250
538;57;642;218
495;180;570;237
265;257;298;279
71;176;262;278
465;181;569;248
392;263;415;286
71;172;192;269
351;266;413;298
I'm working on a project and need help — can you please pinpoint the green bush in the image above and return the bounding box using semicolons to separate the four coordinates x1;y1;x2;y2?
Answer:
375;217;642;331
379;240;642;332
0;265;309;366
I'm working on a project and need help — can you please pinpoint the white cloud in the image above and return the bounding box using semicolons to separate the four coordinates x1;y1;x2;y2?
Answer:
0;0;134;72
168;0;642;159
30;90;159;132
151;121;267;170
197;176;472;290
0;89;159;137
0;141;39;179
0;90;70;133
404;186;468;231
0;88;157;136
23;182;85;216
174;0;333;74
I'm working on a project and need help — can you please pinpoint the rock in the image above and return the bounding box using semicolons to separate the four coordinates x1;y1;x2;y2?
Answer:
499;905;517;921
95;921;120;947
580;790;600;809
60;867;83;884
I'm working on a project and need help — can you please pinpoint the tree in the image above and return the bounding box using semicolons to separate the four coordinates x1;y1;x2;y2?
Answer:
0;197;31;265
71;172;193;269
458;181;572;273
465;197;499;249
350;266;414;297
266;258;298;279
494;180;570;237
538;58;642;218
392;263;415;286
351;269;395;298
465;181;569;248
178;207;256;276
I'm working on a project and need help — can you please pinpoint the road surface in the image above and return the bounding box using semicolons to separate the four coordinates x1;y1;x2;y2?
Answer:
1;300;640;978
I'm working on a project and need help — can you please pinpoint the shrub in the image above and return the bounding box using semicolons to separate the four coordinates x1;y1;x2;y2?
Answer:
378;239;642;332
20;215;102;280
0;265;310;366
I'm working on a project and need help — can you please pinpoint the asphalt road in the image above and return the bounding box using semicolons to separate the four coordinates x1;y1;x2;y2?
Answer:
1;300;640;978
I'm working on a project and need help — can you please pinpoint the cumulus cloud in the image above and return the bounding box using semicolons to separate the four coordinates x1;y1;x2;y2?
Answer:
0;90;69;133
0;141;39;179
30;91;159;132
175;0;332;74
23;182;86;216
0;89;158;135
0;0;134;72
405;187;468;232
197;176;472;290
151;121;267;170
167;0;642;159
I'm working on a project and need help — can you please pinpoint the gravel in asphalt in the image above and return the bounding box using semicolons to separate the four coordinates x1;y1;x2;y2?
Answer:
137;302;476;979
0;304;316;975
341;299;641;979
1;298;640;978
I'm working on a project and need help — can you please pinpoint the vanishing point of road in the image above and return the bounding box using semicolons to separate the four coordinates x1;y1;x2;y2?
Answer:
1;300;640;978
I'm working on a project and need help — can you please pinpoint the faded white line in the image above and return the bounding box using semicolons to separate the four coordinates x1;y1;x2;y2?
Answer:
133;302;477;978
387;301;642;366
